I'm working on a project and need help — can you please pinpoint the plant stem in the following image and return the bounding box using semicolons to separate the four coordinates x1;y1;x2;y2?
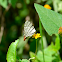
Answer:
36;39;37;54
34;39;37;62
39;19;45;62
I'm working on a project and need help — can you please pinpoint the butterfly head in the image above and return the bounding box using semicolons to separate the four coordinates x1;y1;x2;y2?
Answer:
24;36;26;41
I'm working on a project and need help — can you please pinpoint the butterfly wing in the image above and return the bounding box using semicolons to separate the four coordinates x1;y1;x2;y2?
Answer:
24;20;36;38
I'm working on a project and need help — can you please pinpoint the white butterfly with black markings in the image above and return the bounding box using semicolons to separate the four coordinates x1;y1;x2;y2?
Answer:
24;20;36;41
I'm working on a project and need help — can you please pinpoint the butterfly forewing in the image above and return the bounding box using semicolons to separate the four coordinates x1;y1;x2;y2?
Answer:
24;20;36;38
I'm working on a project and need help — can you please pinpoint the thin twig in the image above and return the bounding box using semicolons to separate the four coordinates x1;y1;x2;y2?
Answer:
0;4;11;43
35;39;37;54
0;14;4;43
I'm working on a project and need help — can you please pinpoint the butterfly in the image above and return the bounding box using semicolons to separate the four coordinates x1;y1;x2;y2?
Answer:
23;20;36;41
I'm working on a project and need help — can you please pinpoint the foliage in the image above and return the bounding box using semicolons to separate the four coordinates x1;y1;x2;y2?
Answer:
1;0;62;62
9;0;18;8
0;0;18;8
29;34;61;62
6;39;19;62
0;0;7;8
34;3;62;36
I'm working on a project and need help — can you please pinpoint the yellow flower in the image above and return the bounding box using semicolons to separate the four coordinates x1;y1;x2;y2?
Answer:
44;4;51;9
32;33;41;39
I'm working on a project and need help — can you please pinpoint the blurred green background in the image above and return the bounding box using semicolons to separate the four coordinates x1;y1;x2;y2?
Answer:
0;0;62;62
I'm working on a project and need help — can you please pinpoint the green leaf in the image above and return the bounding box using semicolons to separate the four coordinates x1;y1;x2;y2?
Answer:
46;34;60;52
34;3;62;36
9;0;18;8
53;53;61;62
30;41;61;62
55;34;60;51
29;52;36;58
0;0;7;8
29;52;39;62
18;59;22;62
6;39;19;62
45;42;56;55
36;40;61;62
21;59;29;62
37;50;54;62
